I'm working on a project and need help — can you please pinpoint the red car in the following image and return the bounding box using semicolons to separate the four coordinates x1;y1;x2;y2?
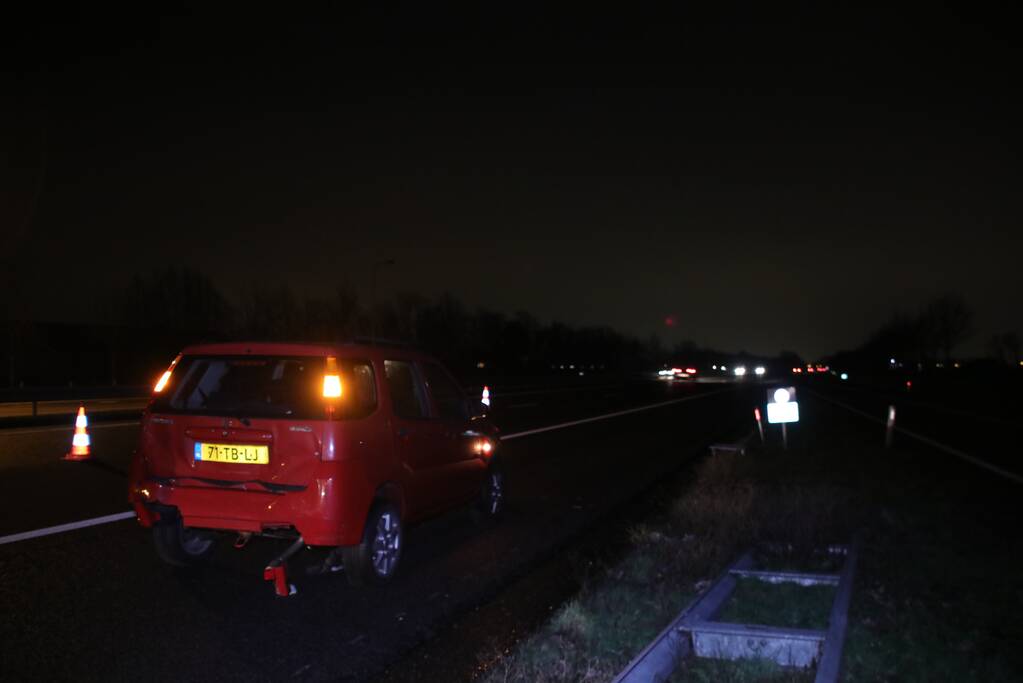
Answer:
127;342;503;593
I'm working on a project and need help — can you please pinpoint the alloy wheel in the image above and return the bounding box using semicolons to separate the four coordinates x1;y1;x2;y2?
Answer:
371;513;401;577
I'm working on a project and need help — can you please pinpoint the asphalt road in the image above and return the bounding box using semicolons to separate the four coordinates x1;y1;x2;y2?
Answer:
0;376;755;682
802;377;1023;480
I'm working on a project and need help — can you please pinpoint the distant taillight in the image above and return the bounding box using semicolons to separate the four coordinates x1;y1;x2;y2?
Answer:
474;438;494;456
323;356;343;398
153;355;182;393
685;367;697;374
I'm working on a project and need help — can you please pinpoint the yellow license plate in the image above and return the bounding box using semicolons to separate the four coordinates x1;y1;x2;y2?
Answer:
195;442;269;464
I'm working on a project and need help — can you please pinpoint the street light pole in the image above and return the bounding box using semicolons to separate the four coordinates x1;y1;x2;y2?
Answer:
369;259;395;342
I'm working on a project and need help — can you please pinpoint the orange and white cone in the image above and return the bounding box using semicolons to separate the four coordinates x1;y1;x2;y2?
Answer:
64;405;92;461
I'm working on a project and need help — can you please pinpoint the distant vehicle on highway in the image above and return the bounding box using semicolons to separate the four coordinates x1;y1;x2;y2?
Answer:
657;366;698;380
128;342;503;589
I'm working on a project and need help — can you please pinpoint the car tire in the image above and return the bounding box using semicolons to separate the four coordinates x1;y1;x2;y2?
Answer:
152;517;217;567
471;462;506;527
342;501;403;587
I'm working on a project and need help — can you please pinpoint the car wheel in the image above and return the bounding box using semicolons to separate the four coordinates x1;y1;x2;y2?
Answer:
153;517;217;567
342;502;403;587
471;463;505;527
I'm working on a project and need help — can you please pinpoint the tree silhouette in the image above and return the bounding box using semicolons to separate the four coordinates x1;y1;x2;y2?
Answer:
921;293;973;361
237;284;299;340
988;331;1021;366
118;267;233;334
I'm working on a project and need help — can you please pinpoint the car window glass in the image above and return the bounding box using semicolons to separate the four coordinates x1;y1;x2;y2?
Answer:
421;362;468;421
342;361;377;419
384;360;428;419
156;356;322;419
151;355;376;420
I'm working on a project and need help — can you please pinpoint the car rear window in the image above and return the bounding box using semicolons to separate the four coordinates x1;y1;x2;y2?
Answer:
151;355;377;420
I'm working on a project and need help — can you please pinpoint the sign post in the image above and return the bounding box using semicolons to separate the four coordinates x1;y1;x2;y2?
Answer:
766;387;799;450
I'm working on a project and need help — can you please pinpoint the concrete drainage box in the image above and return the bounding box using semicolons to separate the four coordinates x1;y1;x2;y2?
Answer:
612;543;858;683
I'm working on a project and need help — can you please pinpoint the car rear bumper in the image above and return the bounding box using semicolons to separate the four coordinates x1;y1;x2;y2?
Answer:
130;463;365;546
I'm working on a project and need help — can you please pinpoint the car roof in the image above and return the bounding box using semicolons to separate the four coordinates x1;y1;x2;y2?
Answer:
179;341;434;361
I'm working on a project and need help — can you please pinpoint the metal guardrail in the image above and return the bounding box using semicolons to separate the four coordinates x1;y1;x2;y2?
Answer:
0;396;151;420
0;386;149;402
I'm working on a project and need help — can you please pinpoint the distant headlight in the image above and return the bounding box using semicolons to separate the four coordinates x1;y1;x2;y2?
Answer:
734;366;747;376
754;366;766;376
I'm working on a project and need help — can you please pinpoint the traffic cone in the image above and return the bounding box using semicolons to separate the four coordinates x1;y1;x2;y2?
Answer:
64;405;92;461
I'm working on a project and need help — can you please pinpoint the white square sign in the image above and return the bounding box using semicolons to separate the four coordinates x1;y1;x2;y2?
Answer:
766;386;799;424
767;401;799;424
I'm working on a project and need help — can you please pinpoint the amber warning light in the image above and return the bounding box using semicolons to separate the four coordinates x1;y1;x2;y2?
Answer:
153;355;182;393
323;356;343;398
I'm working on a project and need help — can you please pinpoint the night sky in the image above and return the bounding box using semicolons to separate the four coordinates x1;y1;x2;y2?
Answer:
3;6;1020;360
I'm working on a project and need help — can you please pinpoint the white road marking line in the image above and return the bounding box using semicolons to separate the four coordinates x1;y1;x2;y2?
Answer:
501;389;729;440
0;388;730;546
0;511;136;546
809;390;1023;486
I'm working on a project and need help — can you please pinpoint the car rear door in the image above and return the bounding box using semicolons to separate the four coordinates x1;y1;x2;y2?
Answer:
383;359;449;519
420;360;484;505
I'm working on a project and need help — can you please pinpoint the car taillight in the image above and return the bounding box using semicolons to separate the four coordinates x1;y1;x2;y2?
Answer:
323;356;343;398
474;438;494;456
685;367;696;374
153;355;182;393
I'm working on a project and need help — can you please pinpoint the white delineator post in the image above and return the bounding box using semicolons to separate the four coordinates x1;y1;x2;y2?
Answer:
885;405;896;448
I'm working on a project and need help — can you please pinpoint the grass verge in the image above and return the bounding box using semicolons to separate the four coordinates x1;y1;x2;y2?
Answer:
476;398;1023;682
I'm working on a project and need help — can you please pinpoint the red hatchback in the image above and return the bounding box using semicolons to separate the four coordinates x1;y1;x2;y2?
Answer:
127;342;503;591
